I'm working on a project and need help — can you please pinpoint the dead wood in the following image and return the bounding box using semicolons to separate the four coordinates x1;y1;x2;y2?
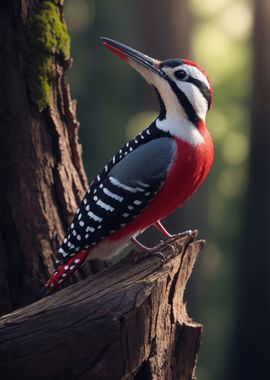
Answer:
0;232;204;380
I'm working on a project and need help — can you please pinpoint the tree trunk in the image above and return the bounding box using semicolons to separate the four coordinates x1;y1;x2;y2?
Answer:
0;233;203;380
0;0;88;314
227;1;270;379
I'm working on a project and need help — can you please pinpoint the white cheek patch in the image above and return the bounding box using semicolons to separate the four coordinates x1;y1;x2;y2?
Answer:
178;82;208;120
185;66;210;89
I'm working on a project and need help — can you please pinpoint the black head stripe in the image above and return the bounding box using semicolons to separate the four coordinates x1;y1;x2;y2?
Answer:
186;77;212;110
154;87;166;120
160;59;182;68
167;79;200;126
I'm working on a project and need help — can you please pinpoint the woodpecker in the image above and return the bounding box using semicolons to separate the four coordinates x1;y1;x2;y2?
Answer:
46;37;214;289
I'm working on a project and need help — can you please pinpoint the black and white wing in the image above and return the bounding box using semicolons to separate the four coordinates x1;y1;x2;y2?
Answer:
58;133;176;261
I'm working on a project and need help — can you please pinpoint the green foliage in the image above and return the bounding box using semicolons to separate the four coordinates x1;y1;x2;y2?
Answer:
27;0;70;111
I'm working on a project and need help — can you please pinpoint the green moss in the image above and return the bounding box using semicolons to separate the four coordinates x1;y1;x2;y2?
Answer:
27;0;70;111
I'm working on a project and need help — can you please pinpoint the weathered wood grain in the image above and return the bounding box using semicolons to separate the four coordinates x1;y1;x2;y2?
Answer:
0;232;204;380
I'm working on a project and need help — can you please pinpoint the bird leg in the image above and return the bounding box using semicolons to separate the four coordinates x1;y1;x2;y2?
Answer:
154;220;193;242
131;237;165;260
154;220;172;238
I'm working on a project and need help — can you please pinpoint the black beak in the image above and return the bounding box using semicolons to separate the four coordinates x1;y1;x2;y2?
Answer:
101;37;164;77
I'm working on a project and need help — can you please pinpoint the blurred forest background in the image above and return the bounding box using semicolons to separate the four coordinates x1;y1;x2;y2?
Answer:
63;0;269;379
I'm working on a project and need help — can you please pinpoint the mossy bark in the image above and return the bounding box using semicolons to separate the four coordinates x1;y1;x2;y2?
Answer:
27;0;70;110
0;0;88;314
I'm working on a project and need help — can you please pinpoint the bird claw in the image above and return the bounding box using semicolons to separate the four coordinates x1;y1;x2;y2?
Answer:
166;243;176;256
133;250;165;264
165;229;194;244
149;251;165;261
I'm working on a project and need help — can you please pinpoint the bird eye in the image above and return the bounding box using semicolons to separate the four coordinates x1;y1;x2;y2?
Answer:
174;69;188;81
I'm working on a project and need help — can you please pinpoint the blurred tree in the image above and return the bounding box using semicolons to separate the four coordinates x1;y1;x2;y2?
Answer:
227;0;270;378
136;0;192;110
0;0;87;314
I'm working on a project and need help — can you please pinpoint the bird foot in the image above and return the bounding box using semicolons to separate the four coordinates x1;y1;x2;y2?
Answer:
131;238;177;264
164;229;196;244
132;249;165;264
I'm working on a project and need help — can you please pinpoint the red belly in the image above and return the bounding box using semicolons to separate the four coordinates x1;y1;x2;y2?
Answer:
109;131;213;242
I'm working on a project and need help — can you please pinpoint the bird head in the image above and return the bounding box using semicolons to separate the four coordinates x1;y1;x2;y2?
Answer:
101;37;212;127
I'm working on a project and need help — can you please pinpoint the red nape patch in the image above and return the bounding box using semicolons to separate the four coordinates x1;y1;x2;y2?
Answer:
45;250;89;290
102;42;128;61
182;59;208;77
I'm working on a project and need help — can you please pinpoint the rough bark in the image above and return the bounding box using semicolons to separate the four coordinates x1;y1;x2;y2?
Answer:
0;0;88;314
0;233;203;380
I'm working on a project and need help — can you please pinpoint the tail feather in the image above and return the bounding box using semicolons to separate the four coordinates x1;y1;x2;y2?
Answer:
45;250;89;291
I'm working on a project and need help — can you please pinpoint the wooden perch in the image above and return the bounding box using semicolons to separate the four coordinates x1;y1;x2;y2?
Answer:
0;232;204;380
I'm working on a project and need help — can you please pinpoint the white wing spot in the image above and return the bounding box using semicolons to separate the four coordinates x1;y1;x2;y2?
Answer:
123;213;129;217
79;220;85;227
136;181;150;188
109;176;137;193
88;211;102;222
86;226;95;233
77;235;81;240
134;200;142;205
97;199;114;212
103;187;123;202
